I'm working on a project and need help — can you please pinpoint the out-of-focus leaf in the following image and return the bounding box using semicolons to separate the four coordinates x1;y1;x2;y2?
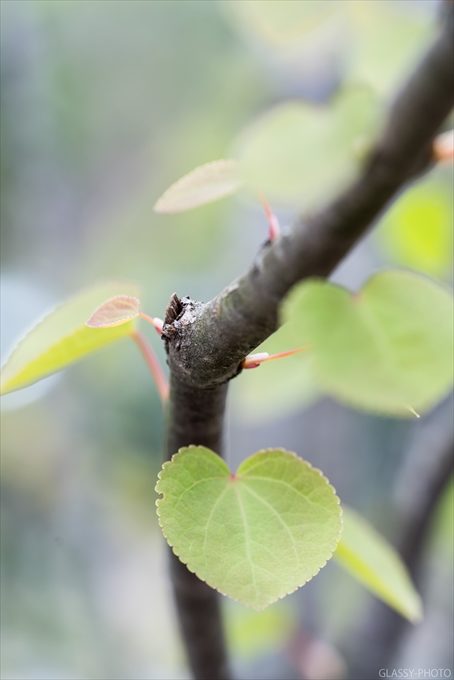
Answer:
348;1;433;95
234;87;379;208
153;159;242;214
336;506;422;622
377;176;453;277
86;295;141;328
156;446;341;610
233;323;319;421
225;0;340;49
226;602;294;659
282;271;453;416
1;282;139;395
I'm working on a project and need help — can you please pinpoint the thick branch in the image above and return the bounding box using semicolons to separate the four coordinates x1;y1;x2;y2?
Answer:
163;8;454;680
165;374;231;680
167;7;453;389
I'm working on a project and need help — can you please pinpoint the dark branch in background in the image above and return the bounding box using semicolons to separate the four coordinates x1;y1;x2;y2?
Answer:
346;402;454;680
162;6;454;679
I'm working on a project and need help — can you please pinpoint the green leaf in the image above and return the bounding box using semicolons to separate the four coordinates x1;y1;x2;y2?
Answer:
226;602;294;659
335;506;422;622
348;2;433;95
153;159;242;214
156;446;342;610
377;174;453;277
282;271;454;416
233;324;319;422
225;0;339;49
1;282;140;395
234;87;379;208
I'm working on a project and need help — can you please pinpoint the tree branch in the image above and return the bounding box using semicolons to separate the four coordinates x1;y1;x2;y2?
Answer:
345;404;454;679
166;374;231;680
163;7;454;679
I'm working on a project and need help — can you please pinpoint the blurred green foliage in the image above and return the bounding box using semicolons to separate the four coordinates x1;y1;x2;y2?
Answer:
1;1;452;679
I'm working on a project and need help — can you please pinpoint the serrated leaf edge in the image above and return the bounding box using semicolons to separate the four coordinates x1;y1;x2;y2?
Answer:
155;446;343;610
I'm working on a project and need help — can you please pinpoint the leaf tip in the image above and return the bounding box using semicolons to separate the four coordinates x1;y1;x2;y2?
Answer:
153;159;241;214
85;295;141;328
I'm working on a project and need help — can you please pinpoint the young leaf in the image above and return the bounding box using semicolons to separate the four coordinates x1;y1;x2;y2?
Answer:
156;446;342;610
86;295;141;328
1;282;139;396
153;159;242;214
234;87;379;208
335;506;422;622
377;175;453;277
282;271;453;416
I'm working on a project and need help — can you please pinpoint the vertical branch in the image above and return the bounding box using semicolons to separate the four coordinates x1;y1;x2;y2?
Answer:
166;374;232;680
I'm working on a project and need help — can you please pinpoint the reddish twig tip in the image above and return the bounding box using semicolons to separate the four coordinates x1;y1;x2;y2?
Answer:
140;312;164;335
433;129;454;163
259;194;280;242
242;347;307;369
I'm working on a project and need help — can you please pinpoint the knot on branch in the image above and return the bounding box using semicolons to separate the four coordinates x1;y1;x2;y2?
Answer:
161;290;248;389
162;293;203;353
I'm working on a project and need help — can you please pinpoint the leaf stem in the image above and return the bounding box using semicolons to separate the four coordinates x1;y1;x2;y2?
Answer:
242;347;307;369
259;194;280;242
131;330;169;403
139;312;164;335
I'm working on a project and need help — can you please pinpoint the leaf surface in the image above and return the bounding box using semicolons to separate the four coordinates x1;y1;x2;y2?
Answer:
336;506;422;622
154;159;242;213
233;324;318;421
1;282;139;395
282;271;453;416
234;88;379;208
156;446;342;610
377;175;453;277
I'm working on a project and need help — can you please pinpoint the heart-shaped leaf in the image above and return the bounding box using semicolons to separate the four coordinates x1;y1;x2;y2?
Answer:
86;295;141;328
156;446;342;610
335;506;422;622
282;271;453;416
154;159;242;214
1;282;139;395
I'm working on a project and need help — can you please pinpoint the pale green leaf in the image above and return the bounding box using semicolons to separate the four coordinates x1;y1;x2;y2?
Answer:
86;295;141;328
233;324;319;422
153;159;242;214
377;174;453;277
234;87;380;208
282;271;453;416
348;2;433;95
156;446;342;610
225;0;340;49
336;506;422;622
1;282;139;395
226;602;294;659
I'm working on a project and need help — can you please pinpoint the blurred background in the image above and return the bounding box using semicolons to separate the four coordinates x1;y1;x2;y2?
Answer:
1;1;452;679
